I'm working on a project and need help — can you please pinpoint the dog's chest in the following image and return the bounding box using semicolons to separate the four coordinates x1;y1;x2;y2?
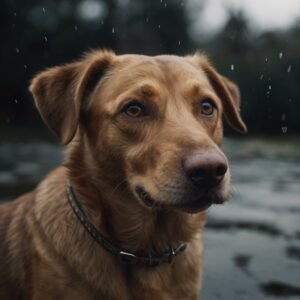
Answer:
31;253;201;300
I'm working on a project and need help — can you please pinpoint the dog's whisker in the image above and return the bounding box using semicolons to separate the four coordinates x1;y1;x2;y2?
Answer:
108;180;127;199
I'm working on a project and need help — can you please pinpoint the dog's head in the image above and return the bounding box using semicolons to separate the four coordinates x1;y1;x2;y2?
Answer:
30;50;246;213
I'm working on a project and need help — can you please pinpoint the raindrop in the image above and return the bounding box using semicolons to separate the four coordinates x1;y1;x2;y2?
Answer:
44;36;48;42
178;40;181;45
260;74;264;80
14;99;18;104
265;58;268;62
42;7;46;14
23;64;27;69
164;3;167;7
160;0;162;2
281;114;286;121
230;64;234;71
158;24;161;29
281;126;288;134
74;25;78;31
268;85;272;90
14;12;17;17
287;65;292;73
146;18;149;23
15;48;20;53
112;27;115;33
279;52;283;59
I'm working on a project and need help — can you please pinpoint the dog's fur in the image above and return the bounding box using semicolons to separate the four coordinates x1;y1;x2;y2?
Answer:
0;50;246;299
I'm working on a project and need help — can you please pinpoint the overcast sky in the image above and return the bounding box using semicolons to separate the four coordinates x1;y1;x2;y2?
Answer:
193;0;300;34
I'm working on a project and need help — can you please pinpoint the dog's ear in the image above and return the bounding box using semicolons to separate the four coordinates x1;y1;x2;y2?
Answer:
30;50;115;144
193;54;247;134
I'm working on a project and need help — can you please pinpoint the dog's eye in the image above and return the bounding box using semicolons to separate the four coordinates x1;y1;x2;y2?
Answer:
201;99;215;116
123;102;145;118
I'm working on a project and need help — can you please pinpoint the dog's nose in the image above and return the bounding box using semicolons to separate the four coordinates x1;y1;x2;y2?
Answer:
183;150;228;187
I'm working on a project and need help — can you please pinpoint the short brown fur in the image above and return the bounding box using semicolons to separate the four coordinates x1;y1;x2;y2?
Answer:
0;50;246;299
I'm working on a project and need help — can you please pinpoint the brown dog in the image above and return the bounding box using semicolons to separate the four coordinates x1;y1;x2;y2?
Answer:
0;50;246;300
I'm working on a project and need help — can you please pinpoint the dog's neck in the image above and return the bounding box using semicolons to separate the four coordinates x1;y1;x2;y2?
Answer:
66;136;206;253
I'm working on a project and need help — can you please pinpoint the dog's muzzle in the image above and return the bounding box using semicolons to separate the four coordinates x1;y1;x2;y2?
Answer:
135;185;224;213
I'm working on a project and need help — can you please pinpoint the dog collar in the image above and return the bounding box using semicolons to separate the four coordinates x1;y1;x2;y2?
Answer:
66;180;186;266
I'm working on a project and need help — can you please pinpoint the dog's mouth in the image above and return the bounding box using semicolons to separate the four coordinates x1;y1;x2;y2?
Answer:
135;186;220;213
135;186;162;209
174;197;213;213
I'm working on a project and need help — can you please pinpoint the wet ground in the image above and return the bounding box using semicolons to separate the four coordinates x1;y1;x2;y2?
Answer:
0;138;299;299
202;138;300;300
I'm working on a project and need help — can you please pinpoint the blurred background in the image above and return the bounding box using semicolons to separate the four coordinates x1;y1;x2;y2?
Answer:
0;0;299;299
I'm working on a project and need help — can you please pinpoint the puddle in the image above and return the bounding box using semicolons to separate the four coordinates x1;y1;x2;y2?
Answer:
286;246;300;261
206;220;283;237
260;281;300;297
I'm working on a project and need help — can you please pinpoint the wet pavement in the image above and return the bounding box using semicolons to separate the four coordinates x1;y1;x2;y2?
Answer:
0;138;299;299
202;139;300;300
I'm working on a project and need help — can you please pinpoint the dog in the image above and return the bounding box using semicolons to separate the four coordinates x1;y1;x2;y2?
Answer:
0;50;247;300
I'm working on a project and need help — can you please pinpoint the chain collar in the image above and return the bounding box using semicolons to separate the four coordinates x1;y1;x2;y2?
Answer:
66;180;186;267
